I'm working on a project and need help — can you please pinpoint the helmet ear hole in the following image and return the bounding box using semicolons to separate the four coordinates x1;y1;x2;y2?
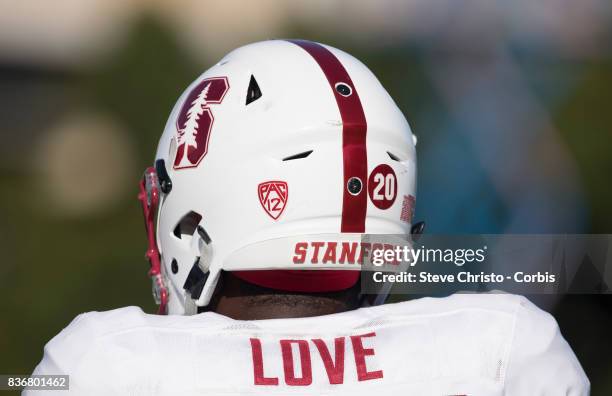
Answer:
173;211;203;240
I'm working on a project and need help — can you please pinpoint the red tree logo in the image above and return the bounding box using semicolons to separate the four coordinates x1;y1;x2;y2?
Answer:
174;76;229;169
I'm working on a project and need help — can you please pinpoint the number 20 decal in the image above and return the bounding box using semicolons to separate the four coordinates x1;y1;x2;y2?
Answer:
368;164;397;209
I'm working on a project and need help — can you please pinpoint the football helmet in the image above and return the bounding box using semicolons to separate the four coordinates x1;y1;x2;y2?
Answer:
138;40;417;315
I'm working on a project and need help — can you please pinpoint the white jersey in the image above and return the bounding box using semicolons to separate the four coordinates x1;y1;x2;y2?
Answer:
27;293;588;395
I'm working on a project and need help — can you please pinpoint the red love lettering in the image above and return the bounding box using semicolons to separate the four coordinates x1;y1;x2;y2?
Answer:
250;338;279;385
312;337;345;384
280;340;312;386
350;332;383;381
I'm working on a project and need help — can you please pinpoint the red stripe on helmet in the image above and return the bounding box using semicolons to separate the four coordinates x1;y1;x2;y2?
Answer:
287;40;368;233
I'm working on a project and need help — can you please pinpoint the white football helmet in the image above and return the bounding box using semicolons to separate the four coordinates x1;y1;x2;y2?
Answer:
138;39;417;315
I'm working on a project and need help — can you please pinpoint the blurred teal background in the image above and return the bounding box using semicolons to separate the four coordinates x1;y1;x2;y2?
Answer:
1;1;611;394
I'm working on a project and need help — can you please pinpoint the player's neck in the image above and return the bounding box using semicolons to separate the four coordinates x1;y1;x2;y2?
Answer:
204;271;361;320
209;294;355;320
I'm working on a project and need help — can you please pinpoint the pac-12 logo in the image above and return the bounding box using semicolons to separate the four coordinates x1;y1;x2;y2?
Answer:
174;77;229;170
258;181;288;220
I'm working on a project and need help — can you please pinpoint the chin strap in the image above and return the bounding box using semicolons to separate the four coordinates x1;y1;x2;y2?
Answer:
138;166;169;315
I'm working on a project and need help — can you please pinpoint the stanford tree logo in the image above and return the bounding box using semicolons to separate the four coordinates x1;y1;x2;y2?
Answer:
174;77;229;169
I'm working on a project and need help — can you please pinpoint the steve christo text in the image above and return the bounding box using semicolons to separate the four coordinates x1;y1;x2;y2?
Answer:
372;270;557;285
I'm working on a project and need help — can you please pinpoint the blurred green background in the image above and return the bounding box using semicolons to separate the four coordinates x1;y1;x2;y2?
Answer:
1;1;611;394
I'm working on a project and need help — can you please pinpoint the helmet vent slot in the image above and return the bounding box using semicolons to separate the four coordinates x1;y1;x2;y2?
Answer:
387;151;400;162
173;211;202;239
246;75;262;105
282;150;313;161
